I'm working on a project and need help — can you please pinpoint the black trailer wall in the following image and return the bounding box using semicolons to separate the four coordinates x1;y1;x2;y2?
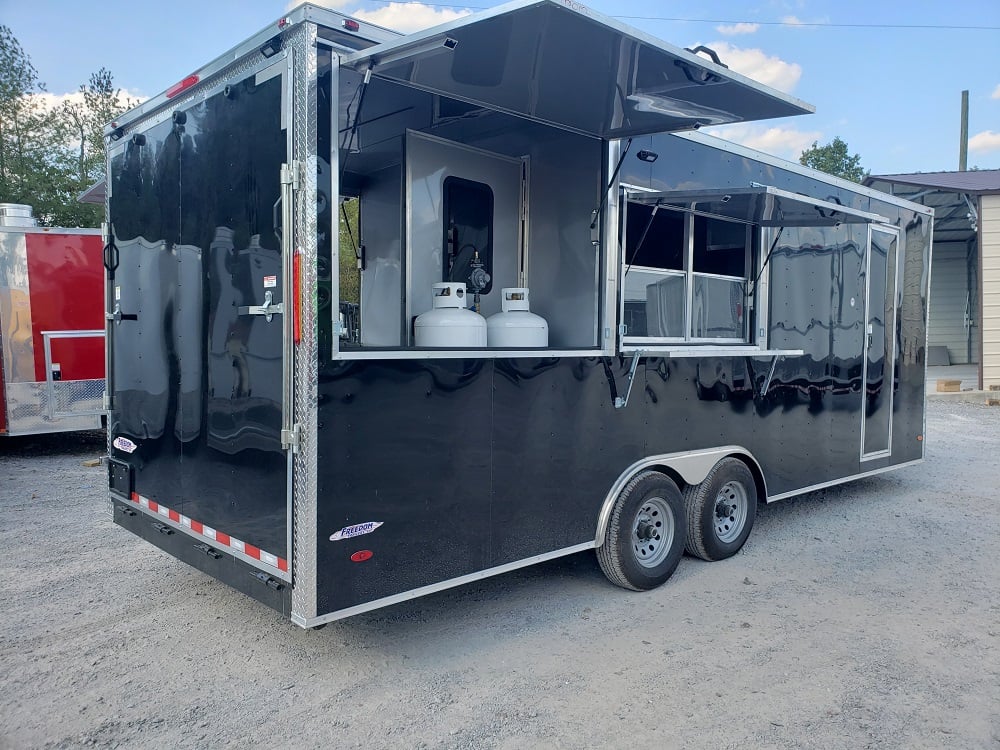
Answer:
311;134;929;618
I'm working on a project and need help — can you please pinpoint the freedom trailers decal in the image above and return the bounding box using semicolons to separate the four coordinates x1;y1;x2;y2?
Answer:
329;522;383;542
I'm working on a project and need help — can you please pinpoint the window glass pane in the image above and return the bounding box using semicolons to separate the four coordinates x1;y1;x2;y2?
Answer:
625;203;685;270
692;275;744;339
623;269;685;337
443;176;494;295
693;215;746;277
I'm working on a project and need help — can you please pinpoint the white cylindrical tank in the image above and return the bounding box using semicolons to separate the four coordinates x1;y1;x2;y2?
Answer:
414;282;487;348
487;288;548;348
0;203;37;227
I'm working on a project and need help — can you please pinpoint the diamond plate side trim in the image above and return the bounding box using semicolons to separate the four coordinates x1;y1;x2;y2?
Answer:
105;143;114;516
290;23;320;622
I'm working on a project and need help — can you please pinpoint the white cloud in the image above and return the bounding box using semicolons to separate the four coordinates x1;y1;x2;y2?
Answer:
992;85;1000;100
780;15;829;29
353;3;469;33
304;1;471;33
703;41;802;93
969;130;1000;153
706;123;823;161
32;89;145;114
716;23;759;36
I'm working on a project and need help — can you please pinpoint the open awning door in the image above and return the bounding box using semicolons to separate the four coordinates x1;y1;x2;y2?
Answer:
340;0;813;139
626;186;890;227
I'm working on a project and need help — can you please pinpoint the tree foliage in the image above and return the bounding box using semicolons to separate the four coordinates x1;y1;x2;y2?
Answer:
0;25;133;227
339;198;361;304
799;136;867;183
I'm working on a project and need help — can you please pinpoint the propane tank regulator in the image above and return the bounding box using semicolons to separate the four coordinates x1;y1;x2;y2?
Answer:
468;249;491;313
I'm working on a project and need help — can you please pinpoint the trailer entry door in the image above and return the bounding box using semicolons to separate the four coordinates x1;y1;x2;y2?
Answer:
339;0;813;139
862;225;899;460
108;56;293;578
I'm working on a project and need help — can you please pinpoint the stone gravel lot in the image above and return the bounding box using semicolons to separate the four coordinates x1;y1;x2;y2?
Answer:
1;400;998;749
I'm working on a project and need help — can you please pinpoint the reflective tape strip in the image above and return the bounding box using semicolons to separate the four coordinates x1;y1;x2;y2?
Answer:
126;492;288;574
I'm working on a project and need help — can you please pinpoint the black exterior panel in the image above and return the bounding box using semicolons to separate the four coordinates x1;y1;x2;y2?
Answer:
311;135;929;617
316;358;494;614
107;63;289;560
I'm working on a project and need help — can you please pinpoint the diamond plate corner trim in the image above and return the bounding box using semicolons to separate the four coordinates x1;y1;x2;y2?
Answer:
290;23;320;622
104;145;114;517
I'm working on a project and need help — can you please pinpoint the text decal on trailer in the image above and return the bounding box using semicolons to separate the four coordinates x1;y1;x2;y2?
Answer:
113;436;137;453
330;522;383;541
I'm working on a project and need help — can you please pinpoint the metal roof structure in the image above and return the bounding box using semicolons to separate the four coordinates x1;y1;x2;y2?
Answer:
864;170;1000;195
864;171;998;243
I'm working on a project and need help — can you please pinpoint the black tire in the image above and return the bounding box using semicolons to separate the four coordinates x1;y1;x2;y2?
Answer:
683;457;757;561
597;471;686;591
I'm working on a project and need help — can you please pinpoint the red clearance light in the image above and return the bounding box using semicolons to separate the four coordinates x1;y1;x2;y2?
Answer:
342;19;360;32
277;17;290;29
166;74;199;99
350;550;373;563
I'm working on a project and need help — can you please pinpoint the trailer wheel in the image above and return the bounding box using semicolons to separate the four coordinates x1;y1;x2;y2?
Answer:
597;471;686;591
683;458;757;561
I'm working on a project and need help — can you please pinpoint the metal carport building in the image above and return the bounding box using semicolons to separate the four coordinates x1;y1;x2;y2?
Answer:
865;170;1000;389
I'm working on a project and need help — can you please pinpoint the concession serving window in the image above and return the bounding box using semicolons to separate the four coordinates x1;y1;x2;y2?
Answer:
620;185;890;354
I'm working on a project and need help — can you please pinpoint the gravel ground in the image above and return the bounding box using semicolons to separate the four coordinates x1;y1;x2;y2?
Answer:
1;401;999;749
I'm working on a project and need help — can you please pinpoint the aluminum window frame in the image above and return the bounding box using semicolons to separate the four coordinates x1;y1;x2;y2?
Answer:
620;195;757;347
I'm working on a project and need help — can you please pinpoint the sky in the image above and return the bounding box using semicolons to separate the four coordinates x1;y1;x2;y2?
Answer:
4;0;999;176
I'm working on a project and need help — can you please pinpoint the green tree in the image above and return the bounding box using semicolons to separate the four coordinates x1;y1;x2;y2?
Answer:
0;24;67;223
60;68;136;185
799;136;867;183
338;198;361;304
0;25;132;227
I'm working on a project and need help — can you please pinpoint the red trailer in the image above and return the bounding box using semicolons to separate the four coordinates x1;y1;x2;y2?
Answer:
0;204;105;436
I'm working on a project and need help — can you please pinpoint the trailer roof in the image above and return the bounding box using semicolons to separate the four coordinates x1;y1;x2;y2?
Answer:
340;0;814;140
627;186;890;227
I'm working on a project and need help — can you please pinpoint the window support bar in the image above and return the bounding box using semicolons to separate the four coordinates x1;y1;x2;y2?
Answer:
614;351;643;409
760;354;781;397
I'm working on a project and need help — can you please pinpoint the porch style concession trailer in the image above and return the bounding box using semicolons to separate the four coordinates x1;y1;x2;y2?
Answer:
104;1;932;627
0;204;105;436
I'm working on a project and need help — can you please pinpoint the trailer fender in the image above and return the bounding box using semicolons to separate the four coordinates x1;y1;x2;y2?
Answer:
595;446;767;546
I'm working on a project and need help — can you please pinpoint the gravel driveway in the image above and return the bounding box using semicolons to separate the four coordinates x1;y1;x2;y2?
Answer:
2;400;998;749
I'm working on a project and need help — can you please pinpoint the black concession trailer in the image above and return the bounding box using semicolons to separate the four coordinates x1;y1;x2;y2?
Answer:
103;1;932;627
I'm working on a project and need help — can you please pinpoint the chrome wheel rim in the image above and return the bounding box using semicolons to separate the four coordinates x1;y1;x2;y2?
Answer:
632;497;675;568
714;481;748;544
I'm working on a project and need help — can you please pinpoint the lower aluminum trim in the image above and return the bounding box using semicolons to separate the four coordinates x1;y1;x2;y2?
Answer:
765;458;923;503
291;541;596;628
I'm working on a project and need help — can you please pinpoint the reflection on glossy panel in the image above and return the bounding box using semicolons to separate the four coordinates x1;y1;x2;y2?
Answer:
109;60;290;557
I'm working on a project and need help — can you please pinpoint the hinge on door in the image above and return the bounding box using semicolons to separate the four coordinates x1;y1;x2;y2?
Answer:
281;161;302;191
281;423;301;453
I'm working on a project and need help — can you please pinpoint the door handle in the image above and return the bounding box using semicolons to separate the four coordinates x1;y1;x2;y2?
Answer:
106;303;138;324
238;290;284;322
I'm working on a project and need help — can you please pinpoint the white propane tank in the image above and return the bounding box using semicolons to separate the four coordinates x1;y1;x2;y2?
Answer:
487;288;549;348
414;282;487;347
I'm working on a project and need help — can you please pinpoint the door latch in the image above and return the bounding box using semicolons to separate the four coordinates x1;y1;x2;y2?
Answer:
239;290;284;322
106;303;137;325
